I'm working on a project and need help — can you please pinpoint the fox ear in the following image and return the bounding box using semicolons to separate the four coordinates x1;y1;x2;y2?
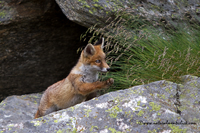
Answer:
94;37;104;49
84;43;96;57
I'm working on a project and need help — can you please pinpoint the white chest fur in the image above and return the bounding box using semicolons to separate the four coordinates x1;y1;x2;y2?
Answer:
81;71;98;83
71;64;99;83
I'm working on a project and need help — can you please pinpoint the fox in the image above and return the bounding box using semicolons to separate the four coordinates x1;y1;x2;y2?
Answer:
34;38;114;118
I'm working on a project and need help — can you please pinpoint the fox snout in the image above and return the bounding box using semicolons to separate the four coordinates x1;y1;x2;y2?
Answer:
101;67;110;72
100;61;110;72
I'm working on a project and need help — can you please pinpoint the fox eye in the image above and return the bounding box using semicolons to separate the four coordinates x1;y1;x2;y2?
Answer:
95;60;101;63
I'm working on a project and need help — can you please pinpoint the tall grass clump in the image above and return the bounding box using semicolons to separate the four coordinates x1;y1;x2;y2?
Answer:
81;10;200;92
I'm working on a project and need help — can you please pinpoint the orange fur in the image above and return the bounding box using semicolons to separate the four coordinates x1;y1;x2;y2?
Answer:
34;38;114;118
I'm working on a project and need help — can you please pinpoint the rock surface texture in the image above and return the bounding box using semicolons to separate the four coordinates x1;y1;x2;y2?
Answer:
0;75;199;132
55;0;200;27
0;0;87;100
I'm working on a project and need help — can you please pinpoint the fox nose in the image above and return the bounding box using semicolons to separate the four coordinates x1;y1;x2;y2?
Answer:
107;68;110;71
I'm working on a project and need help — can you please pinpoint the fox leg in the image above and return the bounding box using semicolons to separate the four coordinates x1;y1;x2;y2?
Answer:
34;103;57;118
77;78;114;96
34;94;57;119
34;109;40;119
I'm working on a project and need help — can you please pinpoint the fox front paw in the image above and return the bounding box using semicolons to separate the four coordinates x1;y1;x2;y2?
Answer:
106;78;114;86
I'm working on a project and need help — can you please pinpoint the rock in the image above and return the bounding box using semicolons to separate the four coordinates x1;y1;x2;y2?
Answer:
0;75;199;132
179;75;200;123
0;0;87;101
0;0;54;25
55;0;200;28
0;93;42;124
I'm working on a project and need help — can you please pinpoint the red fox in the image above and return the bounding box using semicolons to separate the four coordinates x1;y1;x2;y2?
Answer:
34;38;114;118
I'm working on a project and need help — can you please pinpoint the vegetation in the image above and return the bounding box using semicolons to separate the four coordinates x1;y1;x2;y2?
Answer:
81;10;200;92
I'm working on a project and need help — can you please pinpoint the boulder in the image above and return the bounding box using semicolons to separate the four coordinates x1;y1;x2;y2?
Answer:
0;75;199;132
55;0;200;28
0;0;87;101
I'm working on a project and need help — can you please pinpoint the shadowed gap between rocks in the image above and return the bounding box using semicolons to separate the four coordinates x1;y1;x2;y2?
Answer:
0;1;88;101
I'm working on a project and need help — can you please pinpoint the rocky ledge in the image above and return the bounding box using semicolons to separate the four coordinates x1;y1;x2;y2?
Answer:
0;75;199;132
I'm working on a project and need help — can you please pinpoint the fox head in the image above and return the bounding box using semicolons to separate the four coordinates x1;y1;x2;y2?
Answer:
81;38;110;73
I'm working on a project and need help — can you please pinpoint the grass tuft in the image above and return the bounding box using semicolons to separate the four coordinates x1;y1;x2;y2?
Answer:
82;10;200;92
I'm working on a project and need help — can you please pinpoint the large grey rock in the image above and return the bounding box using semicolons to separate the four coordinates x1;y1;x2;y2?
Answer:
0;0;87;101
0;75;199;132
55;0;200;27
